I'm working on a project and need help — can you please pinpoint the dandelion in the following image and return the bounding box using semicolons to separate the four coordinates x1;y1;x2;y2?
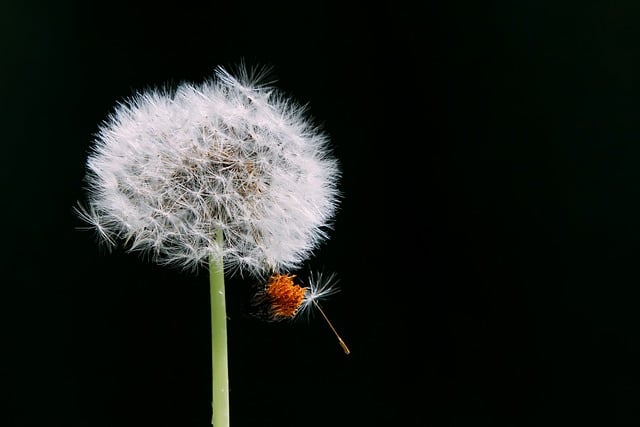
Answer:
76;64;342;426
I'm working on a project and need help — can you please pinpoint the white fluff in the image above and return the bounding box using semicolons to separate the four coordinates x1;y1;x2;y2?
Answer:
77;65;341;278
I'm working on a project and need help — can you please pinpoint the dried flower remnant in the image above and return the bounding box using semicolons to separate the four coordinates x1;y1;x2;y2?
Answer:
252;272;350;354
264;273;307;319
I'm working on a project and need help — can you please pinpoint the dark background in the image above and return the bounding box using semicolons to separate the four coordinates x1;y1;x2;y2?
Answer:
3;1;640;426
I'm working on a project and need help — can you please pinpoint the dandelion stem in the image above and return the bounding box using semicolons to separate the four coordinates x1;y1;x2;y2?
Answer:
210;230;229;427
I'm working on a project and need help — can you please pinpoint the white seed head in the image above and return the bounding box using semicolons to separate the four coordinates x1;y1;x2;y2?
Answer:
77;65;341;277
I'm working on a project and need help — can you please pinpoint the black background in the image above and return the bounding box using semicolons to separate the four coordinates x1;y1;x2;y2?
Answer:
3;1;640;426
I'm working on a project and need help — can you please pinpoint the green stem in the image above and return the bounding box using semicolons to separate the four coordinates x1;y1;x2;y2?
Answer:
210;230;229;427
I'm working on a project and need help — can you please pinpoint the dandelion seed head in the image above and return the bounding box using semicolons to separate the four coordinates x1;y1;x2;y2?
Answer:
77;65;341;277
